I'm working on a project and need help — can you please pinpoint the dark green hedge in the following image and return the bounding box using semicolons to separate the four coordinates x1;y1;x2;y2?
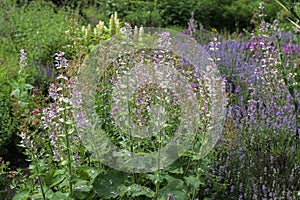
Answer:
52;0;282;32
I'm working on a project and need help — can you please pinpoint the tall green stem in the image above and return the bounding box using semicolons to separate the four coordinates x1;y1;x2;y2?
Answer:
155;105;163;199
63;105;73;195
192;157;202;199
33;154;46;200
125;66;138;183
154;0;158;11
155;139;161;200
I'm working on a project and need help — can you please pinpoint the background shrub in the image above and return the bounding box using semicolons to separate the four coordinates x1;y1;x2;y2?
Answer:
0;69;16;157
43;0;283;33
0;0;69;85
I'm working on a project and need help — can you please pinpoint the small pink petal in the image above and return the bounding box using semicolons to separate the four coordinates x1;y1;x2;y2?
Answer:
32;109;40;114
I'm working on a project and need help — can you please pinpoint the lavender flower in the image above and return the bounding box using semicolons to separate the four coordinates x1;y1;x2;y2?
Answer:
19;49;27;74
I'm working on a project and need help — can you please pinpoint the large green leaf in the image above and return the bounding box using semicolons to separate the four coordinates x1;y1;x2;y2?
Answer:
118;184;155;198
76;166;101;182
49;192;74;200
93;169;129;199
73;180;93;200
184;175;204;193
12;189;31;200
158;175;189;200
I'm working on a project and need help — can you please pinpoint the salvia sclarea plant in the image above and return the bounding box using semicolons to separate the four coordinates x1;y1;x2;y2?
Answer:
16;24;227;200
17;51;91;200
185;2;300;200
73;25;227;199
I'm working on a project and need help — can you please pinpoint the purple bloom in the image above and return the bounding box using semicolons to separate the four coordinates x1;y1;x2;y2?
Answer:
32;109;40;115
230;185;235;193
238;193;243;200
58;51;65;57
112;106;119;112
262;184;267;194
54;51;68;69
189;82;198;88
204;187;210;195
32;88;39;94
287;190;291;199
49;83;58;99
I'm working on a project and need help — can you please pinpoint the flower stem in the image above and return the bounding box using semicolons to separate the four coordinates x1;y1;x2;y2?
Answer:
64;106;73;195
33;153;46;200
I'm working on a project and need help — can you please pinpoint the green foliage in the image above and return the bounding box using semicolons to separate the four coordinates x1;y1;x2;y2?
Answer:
80;0;162;27
0;157;12;199
0;66;34;158
0;0;69;78
81;6;110;26
0;69;16;156
10;77;34;108
124;10;162;27
157;0;282;32
58;0;284;32
159;0;198;27
276;0;300;29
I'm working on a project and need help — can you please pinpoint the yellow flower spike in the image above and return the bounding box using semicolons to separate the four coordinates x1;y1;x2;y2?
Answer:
133;26;138;41
98;21;104;36
87;24;91;34
109;14;115;35
113;12;118;24
139;26;144;41
114;12;120;34
81;25;86;33
84;29;88;40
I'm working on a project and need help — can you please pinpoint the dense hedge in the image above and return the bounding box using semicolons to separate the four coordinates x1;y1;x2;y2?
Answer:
44;0;282;32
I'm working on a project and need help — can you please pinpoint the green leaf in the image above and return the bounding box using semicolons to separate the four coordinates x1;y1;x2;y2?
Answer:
61;160;68;166
118;184;155;198
11;88;21;98
49;174;67;188
49;192;74;200
166;160;184;174
12;189;31;200
45;189;54;199
158;175;189;200
76;166;100;182
18;101;29;108
73;180;93;200
74;180;92;192
158;190;188;200
93;169;129;199
53;169;66;177
184;176;203;191
146;174;164;184
24;83;34;90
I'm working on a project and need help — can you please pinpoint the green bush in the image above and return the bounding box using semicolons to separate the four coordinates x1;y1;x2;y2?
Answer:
159;0;281;32
124;10;163;27
52;0;283;32
159;0;197;27
0;0;69;82
81;0;162;27
0;69;16;157
0;55;35;162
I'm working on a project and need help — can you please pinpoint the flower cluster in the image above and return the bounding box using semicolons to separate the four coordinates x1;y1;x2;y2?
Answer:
41;51;83;166
19;49;27;74
189;4;300;199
